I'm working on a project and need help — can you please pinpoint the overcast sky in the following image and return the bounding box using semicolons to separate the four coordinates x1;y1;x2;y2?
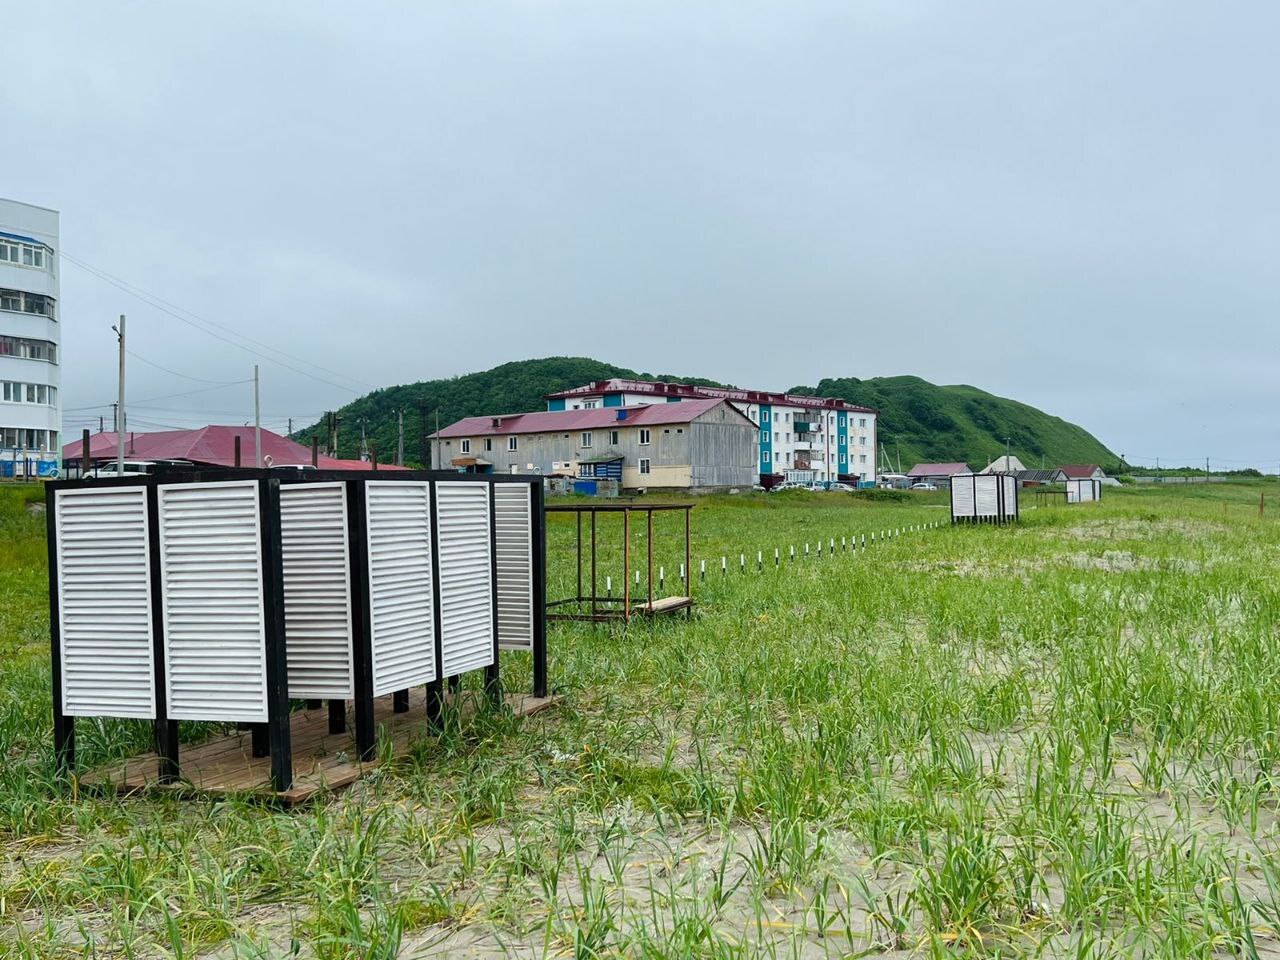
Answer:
6;2;1277;469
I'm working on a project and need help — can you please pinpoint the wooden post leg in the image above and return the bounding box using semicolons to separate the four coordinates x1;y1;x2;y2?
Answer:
328;700;346;735
426;679;444;730
54;715;75;781
484;662;501;707
393;690;409;713
155;719;179;784
251;724;269;758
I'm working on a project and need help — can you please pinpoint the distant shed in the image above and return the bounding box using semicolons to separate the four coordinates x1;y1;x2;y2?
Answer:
951;473;1019;524
1066;478;1102;503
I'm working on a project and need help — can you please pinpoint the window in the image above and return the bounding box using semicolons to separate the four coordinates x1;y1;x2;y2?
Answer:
508;436;518;451
762;410;770;422
460;439;471;454
0;239;52;271
763;451;770;463
582;401;598;409
638;458;650;475
785;413;791;423
484;438;492;451
639;428;651;445
859;418;867;428
608;430;618;445
25;384;35;403
785;452;792;463
859;455;867;464
840;453;846;464
0;337;57;362
581;432;593;448
859;436;867;446
839;434;846;445
785;432;791;443
774;431;779;443
760;430;768;443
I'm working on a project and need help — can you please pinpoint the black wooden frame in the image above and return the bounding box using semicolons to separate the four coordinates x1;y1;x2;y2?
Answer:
45;467;549;785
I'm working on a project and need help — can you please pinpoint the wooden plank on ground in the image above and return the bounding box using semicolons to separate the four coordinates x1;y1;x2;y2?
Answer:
80;691;560;805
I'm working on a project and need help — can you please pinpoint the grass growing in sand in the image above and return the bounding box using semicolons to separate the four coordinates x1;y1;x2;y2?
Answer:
2;479;1279;957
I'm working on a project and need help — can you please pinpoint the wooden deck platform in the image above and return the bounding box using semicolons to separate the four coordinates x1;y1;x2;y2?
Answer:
639;596;693;615
80;690;560;805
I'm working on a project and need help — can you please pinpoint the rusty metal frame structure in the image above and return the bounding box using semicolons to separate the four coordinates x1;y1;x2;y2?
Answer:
546;502;693;622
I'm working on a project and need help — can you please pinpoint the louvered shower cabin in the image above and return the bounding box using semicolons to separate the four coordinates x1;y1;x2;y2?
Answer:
45;469;547;795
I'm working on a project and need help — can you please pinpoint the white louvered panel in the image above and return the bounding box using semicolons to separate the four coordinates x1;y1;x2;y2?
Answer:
1004;475;1018;516
951;476;975;519
435;482;495;676
1067;479;1082;503
974;476;998;516
54;487;156;718
158;481;269;723
366;482;436;695
494;484;534;651
280;483;353;699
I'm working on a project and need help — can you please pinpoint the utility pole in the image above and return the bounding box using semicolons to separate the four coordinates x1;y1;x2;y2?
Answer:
110;403;118;432
397;409;404;467
435;409;441;468
418;400;429;467
287;417;292;439
253;364;261;468
360;419;369;462
1004;436;1012;469
1205;456;1210;483
112;315;126;473
98;415;104;434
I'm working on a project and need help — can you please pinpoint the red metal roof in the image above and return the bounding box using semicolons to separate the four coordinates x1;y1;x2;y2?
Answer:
435;398;739;438
1059;464;1101;478
907;462;970;477
544;378;877;414
61;425;407;471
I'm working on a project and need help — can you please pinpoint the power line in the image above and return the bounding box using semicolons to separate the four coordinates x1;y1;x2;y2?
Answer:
125;349;243;385
62;252;373;395
62;379;253;413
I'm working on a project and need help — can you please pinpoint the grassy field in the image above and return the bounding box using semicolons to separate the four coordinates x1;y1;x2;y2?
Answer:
2;480;1279;958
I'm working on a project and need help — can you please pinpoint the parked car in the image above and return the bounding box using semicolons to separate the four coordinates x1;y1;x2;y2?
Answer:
824;482;855;492
769;481;806;492
91;460;158;478
910;482;938;491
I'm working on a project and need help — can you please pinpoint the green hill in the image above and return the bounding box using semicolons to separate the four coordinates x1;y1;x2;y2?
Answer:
299;358;1116;471
297;357;730;463
796;375;1117;472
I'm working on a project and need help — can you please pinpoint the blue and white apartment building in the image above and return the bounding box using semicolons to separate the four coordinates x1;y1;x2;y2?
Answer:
546;378;877;485
0;198;61;477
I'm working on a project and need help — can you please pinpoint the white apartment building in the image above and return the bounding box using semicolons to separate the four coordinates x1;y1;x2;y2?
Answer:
0;198;61;477
546;378;878;484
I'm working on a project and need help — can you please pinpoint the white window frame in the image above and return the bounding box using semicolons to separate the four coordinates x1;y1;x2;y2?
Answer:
638;458;651;475
608;430;619;445
508;436;518;451
460;439;471;454
581;432;593;448
638;428;651;446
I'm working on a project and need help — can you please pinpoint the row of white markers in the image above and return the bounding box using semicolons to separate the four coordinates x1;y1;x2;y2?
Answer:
602;520;945;596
